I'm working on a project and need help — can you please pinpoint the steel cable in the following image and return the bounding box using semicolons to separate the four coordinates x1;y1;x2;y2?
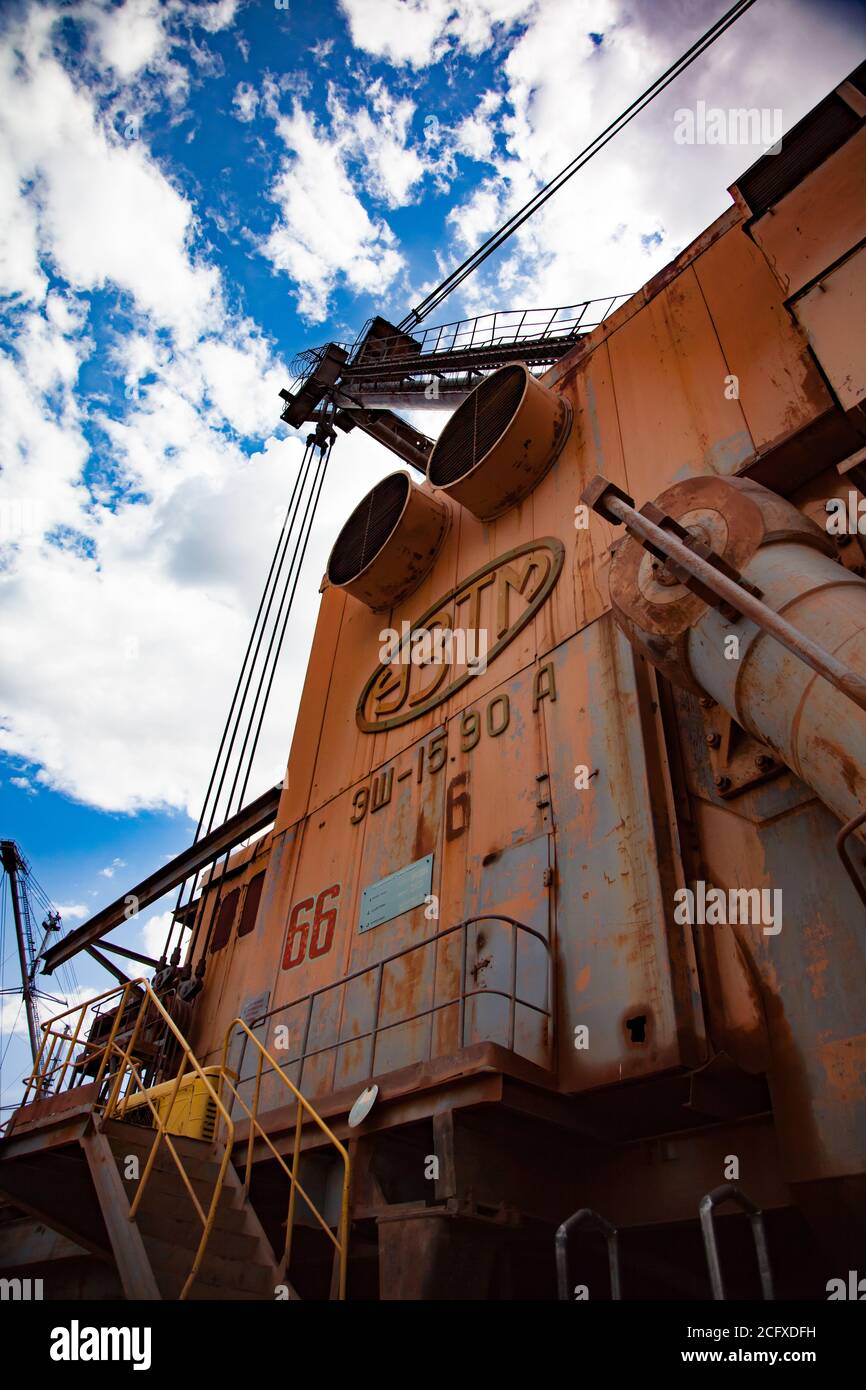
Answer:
399;0;758;330
164;435;319;962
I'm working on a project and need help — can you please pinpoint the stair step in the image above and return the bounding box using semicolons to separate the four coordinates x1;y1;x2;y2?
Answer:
115;1157;238;1210
97;1117;293;1300
104;1125;224;1183
129;1185;250;1231
142;1233;278;1298
135;1207;260;1261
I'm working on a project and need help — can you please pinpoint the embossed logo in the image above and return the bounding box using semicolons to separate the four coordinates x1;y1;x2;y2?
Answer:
356;537;564;732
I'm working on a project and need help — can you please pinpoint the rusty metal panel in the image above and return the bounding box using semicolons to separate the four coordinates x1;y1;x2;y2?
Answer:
302;496;556;817
277;785;366;1000
748;125;866;297
688;785;866;1185
263;658;558;1086
308;595;379;811
606;266;755;502
189;833;279;1066
454;663;549;869
793;244;866;411
345;730;446;975
471;849;551;1066
693;223;834;450
359;530;559;758
541;613;706;1090
434;491;540;711
377;494;463;768
275;586;347;834
533;340;628;651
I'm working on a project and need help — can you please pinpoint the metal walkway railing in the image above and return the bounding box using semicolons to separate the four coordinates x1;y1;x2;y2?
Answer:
245;914;554;1096
289;296;631;396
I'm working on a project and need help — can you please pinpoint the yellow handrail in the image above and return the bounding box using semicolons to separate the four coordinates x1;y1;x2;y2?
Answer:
221;1018;351;1300
19;979;236;1301
21;979;138;1105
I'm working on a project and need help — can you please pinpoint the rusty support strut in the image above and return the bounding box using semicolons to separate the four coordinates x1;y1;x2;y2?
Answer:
836;808;866;910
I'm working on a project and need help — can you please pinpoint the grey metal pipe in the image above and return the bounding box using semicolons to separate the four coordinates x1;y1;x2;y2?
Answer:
602;493;866;716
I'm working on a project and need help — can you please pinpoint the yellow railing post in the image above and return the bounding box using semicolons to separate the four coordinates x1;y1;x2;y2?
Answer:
54;1004;87;1094
244;1046;265;1199
102;982;141;1114
221;1017;352;1300
284;1096;304;1274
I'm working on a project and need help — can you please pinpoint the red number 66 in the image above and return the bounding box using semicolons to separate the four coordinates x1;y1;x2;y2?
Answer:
282;884;339;970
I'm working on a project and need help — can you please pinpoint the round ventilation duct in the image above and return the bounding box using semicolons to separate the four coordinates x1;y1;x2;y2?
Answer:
327;471;449;612
427;362;572;521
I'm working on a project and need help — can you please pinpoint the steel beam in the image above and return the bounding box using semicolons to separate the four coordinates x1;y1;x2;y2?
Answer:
98;939;160;968
41;784;282;974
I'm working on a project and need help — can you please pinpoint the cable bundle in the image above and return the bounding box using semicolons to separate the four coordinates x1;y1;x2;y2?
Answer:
165;419;335;967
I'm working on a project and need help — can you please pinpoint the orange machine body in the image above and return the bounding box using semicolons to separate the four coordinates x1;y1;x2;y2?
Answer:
168;73;866;1296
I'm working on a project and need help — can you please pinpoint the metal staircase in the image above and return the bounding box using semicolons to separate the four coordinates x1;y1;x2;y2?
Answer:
0;979;349;1300
82;1118;288;1300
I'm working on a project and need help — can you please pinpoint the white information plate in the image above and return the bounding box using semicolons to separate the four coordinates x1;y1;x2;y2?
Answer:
359;853;434;933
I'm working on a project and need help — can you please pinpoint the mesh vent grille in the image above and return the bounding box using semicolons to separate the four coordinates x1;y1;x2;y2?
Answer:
201;1097;217;1142
209;887;239;954
237;871;265;939
737;94;860;216
328;473;410;585
428;365;526;487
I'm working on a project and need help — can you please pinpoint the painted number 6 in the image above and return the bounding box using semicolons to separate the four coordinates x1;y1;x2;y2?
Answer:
283;884;339;971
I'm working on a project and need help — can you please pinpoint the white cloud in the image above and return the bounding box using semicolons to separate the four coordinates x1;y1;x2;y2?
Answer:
453;110;497;163
0;982;95;1040
9;776;37;795
232;80;259;122
0;383;395;815
86;0;239;83
432;0;863;320
55;903;89;921
99;857;127;878
338;0;535;68
139;908;175;959
328;78;426;209
261;101;406;322
87;0;169;80
0;15;222;344
0;3;395;819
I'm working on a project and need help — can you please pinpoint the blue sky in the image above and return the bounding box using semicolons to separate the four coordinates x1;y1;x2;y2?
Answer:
1;0;864;1107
